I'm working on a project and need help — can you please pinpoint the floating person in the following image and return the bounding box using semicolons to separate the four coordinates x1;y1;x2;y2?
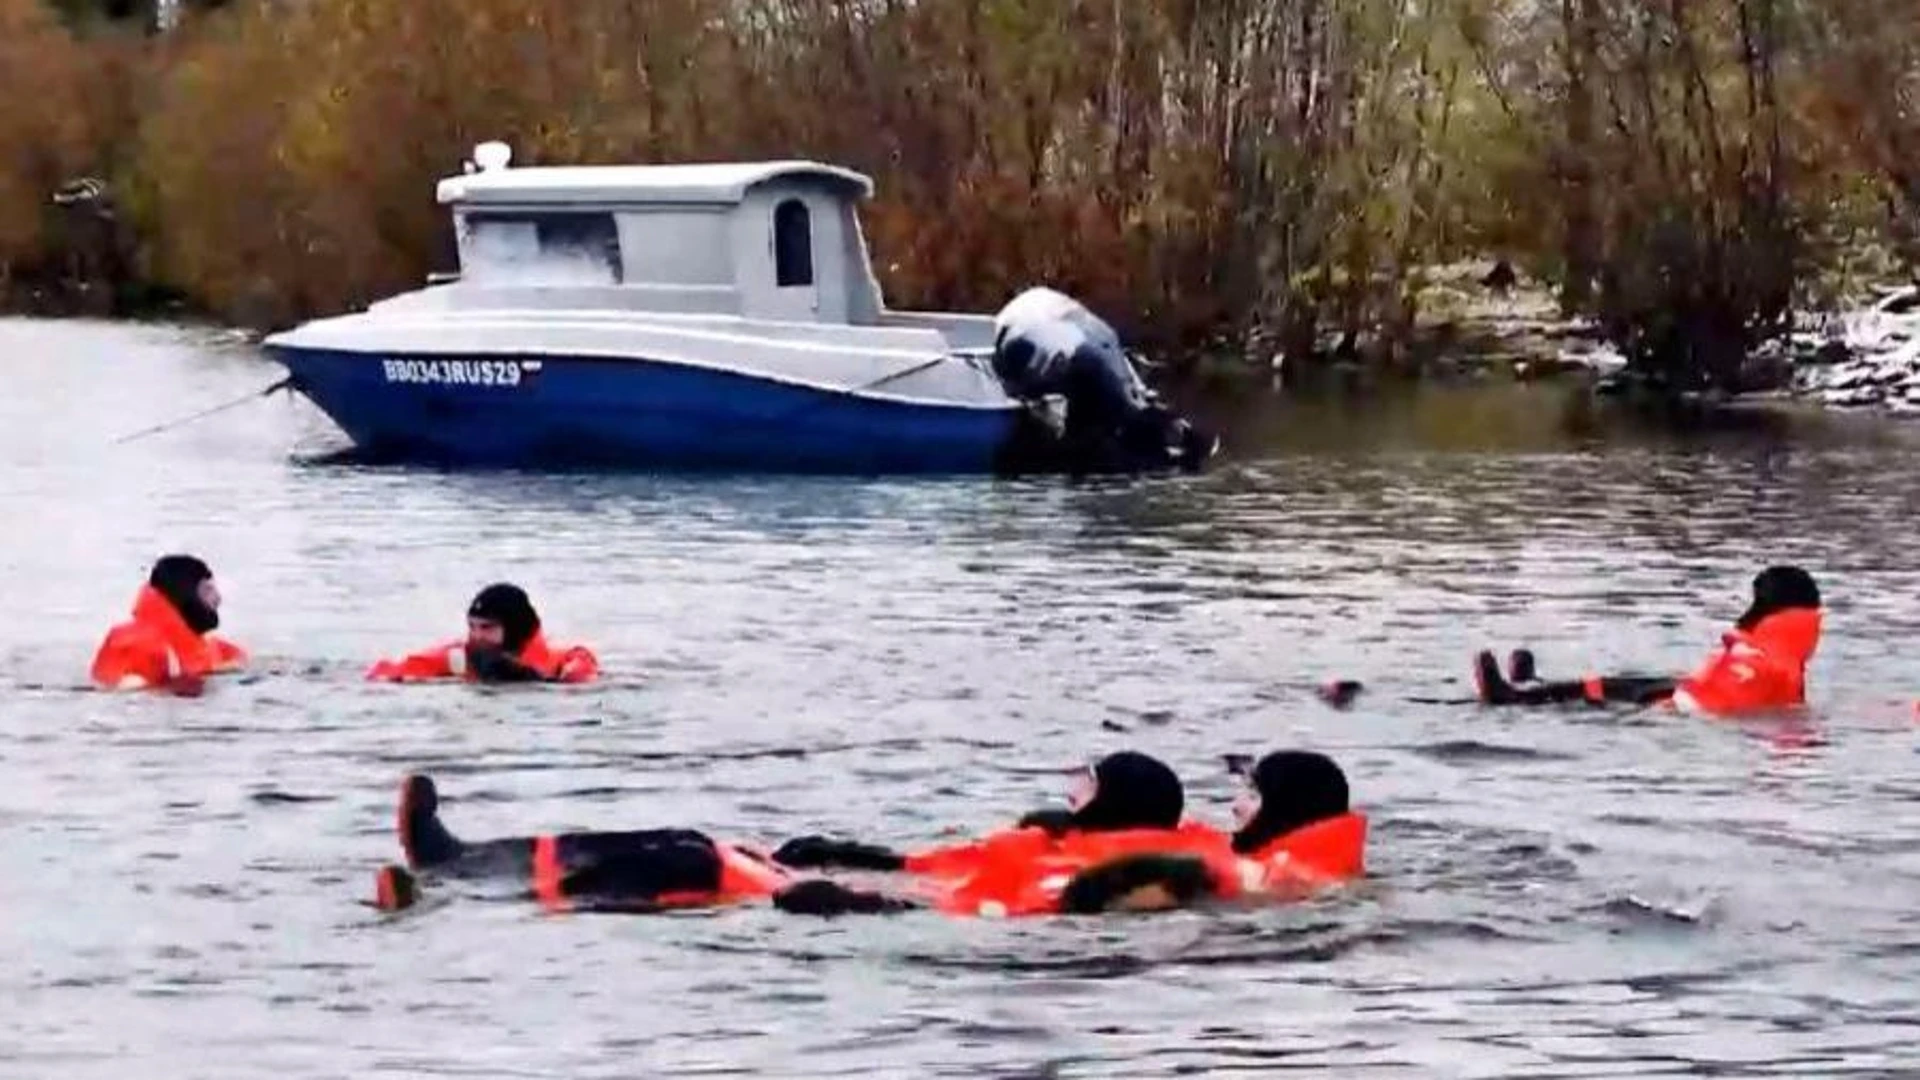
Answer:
376;751;1210;918
989;286;1218;474
769;750;1218;918
90;554;246;694
373;773;790;913
365;583;599;684
775;748;1368;918
1471;565;1822;716
768;749;1205;879
1209;749;1367;897
374;749;1370;920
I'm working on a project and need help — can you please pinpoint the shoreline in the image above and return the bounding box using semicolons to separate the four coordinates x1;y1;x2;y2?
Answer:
8;273;1917;422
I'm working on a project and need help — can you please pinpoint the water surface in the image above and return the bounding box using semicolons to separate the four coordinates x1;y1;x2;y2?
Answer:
2;317;1917;1078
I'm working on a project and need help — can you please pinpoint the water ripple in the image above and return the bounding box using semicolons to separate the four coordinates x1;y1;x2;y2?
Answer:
0;320;1917;1076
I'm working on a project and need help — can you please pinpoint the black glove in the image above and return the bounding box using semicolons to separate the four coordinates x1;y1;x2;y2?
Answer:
465;645;552;684
771;835;906;871
1015;808;1077;836
1317;679;1364;709
774;879;917;917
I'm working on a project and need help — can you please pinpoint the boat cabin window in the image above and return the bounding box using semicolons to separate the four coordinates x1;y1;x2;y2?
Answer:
773;198;813;287
461;211;623;285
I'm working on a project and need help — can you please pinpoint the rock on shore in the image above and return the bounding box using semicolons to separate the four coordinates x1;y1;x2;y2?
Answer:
1790;286;1920;414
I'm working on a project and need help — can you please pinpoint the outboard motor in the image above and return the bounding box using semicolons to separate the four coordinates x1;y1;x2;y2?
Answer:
990;287;1217;474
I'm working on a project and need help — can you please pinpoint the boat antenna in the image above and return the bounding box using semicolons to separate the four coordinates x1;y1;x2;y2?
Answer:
112;376;294;445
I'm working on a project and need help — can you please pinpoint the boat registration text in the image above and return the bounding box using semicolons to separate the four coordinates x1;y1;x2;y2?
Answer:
381;359;537;387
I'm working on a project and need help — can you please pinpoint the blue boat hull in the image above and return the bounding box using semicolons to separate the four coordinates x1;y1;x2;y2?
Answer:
265;348;1026;474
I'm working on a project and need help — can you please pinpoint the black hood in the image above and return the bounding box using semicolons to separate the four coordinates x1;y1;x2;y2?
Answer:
1232;750;1349;855
1069;751;1184;832
468;583;540;653
149;554;218;635
1736;566;1820;631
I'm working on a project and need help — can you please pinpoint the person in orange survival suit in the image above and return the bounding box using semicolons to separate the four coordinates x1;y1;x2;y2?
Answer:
1198;749;1366;902
767;750;1216;880
773;749;1368;918
372;753;1225;919
763;750;1252;918
90;554;246;695
371;774;792;914
365;583;598;685
1469;565;1822;717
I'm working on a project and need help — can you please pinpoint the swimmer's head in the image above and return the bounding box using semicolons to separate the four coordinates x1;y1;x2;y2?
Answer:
1738;566;1820;630
149;554;220;634
1064;750;1184;831
467;583;540;653
1230;750;1349;855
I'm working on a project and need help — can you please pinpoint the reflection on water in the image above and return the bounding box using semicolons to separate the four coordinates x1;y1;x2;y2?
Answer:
1;317;1918;1077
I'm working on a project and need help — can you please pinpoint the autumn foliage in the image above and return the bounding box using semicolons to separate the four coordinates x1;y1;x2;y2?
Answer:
3;0;1918;385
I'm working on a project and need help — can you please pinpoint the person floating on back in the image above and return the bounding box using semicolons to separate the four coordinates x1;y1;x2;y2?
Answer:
375;751;1211;918
371;749;1369;919
372;773;789;914
1210;749;1368;898
90;554;246;695
366;583;599;684
774;748;1368;918
768;749;1208;879
1471;565;1821;717
769;750;1222;918
1016;749;1368;916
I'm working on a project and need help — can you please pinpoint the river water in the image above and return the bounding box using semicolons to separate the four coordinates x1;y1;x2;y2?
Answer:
2;317;1917;1078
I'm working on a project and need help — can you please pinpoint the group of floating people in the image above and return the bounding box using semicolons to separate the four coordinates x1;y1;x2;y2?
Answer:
379;747;1365;919
87;553;1829;920
90;557;599;692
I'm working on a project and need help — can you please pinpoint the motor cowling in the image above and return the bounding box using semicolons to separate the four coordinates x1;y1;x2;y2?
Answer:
991;288;1148;419
990;287;1217;473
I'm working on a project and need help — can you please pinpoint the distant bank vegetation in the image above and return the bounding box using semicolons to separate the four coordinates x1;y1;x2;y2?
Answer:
2;0;1917;392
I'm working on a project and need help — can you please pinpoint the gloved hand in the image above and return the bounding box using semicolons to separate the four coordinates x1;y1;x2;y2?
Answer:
1014;808;1076;836
774;879;917;916
771;835;905;871
166;673;208;698
1317;679;1364;709
465;645;551;684
770;835;834;867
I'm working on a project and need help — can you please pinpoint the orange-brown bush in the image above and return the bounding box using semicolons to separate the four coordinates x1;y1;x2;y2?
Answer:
3;0;1917;380
1462;0;1884;390
126;0;1468;350
1805;1;1920;271
0;0;113;295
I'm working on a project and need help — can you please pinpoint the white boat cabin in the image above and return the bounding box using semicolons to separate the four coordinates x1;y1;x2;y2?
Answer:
433;142;918;331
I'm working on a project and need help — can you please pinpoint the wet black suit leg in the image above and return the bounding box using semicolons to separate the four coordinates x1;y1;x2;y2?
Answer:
398;775;728;908
546;830;728;911
399;775;534;878
1476;650;1674;706
1594;677;1678;705
1503;678;1674;706
409;828;727;908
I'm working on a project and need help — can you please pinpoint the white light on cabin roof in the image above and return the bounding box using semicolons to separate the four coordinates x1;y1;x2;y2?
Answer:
472;142;513;172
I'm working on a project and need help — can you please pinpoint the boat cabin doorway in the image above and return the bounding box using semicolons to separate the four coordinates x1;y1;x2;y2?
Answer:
764;196;821;321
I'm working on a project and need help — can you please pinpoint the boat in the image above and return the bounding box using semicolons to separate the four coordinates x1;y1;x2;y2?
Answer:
261;141;1216;474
